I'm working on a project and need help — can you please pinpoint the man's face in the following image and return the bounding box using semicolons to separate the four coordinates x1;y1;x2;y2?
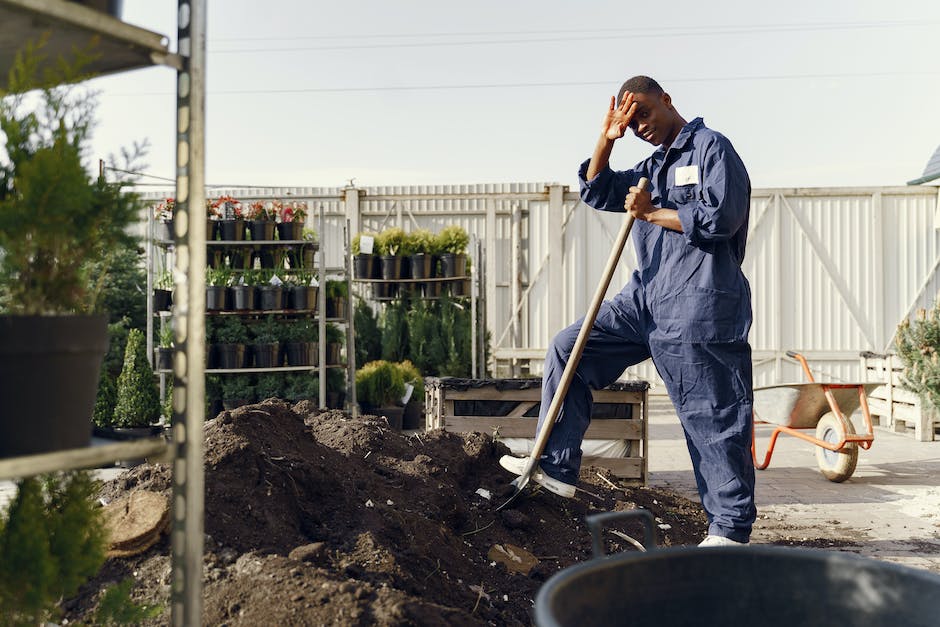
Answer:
628;91;676;147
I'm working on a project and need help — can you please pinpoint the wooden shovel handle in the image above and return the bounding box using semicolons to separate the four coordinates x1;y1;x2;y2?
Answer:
520;177;649;478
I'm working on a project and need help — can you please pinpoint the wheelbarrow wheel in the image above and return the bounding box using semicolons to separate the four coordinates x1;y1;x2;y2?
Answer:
814;411;858;483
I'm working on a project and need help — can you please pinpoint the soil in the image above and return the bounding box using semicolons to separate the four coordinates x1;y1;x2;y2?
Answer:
62;400;708;625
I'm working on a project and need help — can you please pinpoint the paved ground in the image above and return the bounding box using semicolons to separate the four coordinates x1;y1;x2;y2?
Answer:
646;394;940;574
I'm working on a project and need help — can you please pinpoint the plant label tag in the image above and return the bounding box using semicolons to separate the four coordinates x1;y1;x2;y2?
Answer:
269;274;283;286
401;383;414;405
224;201;236;220
360;235;375;255
310;278;319;287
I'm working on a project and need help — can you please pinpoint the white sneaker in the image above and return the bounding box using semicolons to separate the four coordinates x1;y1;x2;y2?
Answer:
498;455;576;498
698;535;748;547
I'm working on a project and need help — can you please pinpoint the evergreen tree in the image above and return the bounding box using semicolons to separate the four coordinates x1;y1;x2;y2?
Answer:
113;328;161;427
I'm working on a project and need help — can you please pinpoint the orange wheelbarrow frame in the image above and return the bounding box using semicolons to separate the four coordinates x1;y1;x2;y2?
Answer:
751;351;877;482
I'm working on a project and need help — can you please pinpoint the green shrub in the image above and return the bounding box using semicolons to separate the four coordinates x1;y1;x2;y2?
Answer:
250;315;281;344
281;318;318;343
405;228;435;256
325;322;345;345
283;373;318;401
896;305;940;411
375;227;406;256
397;359;425;403
113;328;161;427
326;280;348;299
212;316;248;344
0;472;107;624
92;367;118;428
356;360;406;408
351;231;378;256
381;299;409;362
255;373;283;400
354;298;382;366
435;225;469;255
221;374;254;402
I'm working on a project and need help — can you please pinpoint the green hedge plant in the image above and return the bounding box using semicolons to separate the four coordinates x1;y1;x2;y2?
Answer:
113;328;161;428
896;305;940;411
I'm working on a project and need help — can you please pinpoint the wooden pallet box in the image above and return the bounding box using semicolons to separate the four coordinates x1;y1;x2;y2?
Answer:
424;377;649;484
860;352;939;442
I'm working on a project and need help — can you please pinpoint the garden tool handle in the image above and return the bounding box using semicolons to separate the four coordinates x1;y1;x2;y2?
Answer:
587;509;657;557
519;177;648;480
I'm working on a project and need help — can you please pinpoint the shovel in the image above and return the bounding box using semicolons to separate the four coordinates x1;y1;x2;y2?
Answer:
496;177;649;510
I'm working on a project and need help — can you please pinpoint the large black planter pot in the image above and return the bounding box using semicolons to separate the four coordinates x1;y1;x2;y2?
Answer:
155;347;173;371
153;288;172;312
215;343;246;369
250;343;280;367
258;285;284;311
0;315;108;458
155;219;174;242
218;219;245;241
439;253;467;278
206;285;228;311
287;285;317;310
207;219;219;241
277;221;303;241
354;253;375;279
284;341;318;367
372;283;397;300
326;296;347;319
403;401;424;430
230;285;257;311
422;282;442;299
409;253;433;279
326;342;342;365
380;255;403;280
248;220;275;241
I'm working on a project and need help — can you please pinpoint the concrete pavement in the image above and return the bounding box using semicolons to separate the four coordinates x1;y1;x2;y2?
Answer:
645;394;940;573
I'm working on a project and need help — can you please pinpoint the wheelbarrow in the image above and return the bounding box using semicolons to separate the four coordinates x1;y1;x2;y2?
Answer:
751;351;878;482
535;510;940;627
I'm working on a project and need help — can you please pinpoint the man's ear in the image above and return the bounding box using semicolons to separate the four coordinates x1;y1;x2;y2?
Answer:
661;92;673;109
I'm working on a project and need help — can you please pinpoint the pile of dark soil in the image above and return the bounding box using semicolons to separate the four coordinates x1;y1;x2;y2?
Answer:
64;400;706;625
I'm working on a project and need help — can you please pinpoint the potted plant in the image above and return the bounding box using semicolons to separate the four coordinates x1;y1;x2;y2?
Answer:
326;279;348;319
111;328;162;433
152;196;174;242
352;231;379;279
212;195;245;241
205;197;221;242
205;265;232;311
281;318;318;366
211;316;248;369
249;315;281;368
0;471;108;623
256;268;285;311
205;374;223;418
155;322;174;371
221;374;255;410
276;199;307;241
355;359;406;429
153;268;173;312
283;372;318;403
0;47;143;457
375;226;407;281
245;199;277;241
325;323;345;365
436;224;470;278
285;269;316;311
407;228;435;280
398;359;425;429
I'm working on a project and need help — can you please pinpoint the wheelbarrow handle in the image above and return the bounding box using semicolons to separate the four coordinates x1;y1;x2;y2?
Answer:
586;509;657;558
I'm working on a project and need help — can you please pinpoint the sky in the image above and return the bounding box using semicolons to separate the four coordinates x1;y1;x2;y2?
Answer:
86;0;940;192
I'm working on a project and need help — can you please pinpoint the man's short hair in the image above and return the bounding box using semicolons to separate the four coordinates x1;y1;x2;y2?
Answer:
617;76;663;106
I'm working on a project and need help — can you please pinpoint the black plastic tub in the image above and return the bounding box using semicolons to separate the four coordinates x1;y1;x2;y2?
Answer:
535;511;940;627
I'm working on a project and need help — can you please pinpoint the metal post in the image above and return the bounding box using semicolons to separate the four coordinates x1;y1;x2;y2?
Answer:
510;202;521;377
485;197;497;375
318;203;327;409
547;184;565;337
470;233;478;379
345;219;358;416
171;0;206;625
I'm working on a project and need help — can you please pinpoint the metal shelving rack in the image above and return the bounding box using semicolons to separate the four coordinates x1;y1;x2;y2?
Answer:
0;1;205;624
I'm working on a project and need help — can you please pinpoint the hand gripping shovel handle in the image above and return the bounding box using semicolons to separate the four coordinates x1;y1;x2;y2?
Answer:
498;177;648;508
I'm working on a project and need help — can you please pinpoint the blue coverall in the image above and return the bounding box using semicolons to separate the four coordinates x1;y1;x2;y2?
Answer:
537;117;756;542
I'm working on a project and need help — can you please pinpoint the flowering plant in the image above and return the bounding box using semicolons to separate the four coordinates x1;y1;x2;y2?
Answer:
207;195;243;220
277;200;308;223
153;197;175;222
245;199;281;221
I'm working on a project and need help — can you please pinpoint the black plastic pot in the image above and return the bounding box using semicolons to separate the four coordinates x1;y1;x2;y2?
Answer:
153;288;172;312
214;344;246;369
207;218;219;241
0;315;108;457
230;285;256;311
206;285;228;311
379;255;403;280
422;282;442;299
250;343;280;368
535;510;940;627
218;219;245;241
409;253;433;279
439;252;466;278
248;220;275;241
284;341;318;367
372;283;397;300
286;285;316;310
277;221;303;241
155;347;173;370
325;342;342;365
326;296;347;319
258;285;284;311
354;253;375;279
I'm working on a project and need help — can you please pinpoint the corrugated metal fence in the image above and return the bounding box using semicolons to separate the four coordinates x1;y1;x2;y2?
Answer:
143;183;940;390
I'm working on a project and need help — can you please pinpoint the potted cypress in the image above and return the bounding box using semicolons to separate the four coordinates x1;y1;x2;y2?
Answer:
326;280;348;319
376;226;407;281
283;372;318;403
0;46;142;457
281;318;318;367
255;372;283;401
352;231;379;279
111;328;162;435
436;224;470;278
407;228;435;280
211;316;248;369
221;374;255;410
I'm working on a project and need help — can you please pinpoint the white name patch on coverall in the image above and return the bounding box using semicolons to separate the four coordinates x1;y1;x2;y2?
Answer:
675;165;699;186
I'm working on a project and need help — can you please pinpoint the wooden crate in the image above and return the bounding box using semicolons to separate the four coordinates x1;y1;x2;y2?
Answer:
424;377;649;484
860;352;939;442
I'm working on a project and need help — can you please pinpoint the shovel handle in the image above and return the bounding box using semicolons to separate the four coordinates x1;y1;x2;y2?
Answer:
518;177;648;480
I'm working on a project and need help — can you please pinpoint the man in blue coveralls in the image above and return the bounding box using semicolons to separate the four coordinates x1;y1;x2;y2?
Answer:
500;76;756;546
